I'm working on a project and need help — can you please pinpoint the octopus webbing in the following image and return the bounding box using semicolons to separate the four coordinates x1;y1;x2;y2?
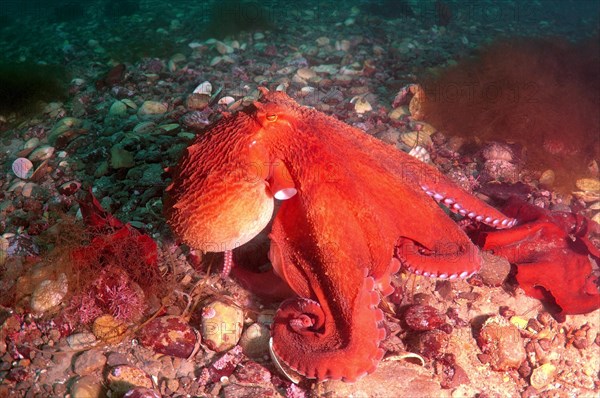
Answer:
164;89;515;381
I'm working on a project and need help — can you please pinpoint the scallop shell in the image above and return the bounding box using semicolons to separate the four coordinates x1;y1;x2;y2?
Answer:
28;145;55;163
400;131;433;148
12;157;34;179
193;81;212;96
576;178;600;192
218;96;235;106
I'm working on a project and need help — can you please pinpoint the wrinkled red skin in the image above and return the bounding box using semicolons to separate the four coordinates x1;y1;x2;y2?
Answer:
164;90;517;382
478;198;600;319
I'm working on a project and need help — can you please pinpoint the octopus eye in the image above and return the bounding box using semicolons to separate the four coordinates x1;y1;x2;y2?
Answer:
266;114;278;122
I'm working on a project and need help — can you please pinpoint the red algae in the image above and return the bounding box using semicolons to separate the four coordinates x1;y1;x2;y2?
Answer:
420;36;600;190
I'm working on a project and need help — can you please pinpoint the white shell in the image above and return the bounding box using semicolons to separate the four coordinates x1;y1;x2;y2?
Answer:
217;96;235;106
12;157;34;179
193;81;212;96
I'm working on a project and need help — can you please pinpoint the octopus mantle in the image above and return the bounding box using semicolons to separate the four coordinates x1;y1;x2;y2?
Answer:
164;89;515;381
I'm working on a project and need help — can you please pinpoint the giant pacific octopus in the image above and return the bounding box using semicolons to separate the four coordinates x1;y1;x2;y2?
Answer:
164;89;517;381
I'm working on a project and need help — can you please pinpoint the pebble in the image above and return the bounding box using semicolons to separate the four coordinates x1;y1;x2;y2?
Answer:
186;93;210;110
138;101;168;115
109;100;129;117
30;273;68;314
295;67;316;81
239;323;270;358
133;121;156;134
70;374;107;398
137;316;199;358
73;349;107;376
315;36;330;46
215;41;234;55
201;300;244;352
529;363;556;389
403;305;446;332
12;157;34;179
110;145;135;169
477;315;526;371
66;332;97;350
106;365;154;394
92;314;127;344
478;251;511;286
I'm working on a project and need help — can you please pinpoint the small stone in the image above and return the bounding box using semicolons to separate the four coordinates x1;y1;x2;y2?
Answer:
477;315;526;371
137;316;198;358
73;349;107;376
315;36;330;46
296;67;316;81
107;365;153;395
109;100;128;117
539;169;555;187
110;145;135;169
239;323;270;358
215;41;234;55
12;157;34;179
479;251;511;287
70;374;106;398
138;101;168;115
186;93;210;110
133;121;156;134
92;315;127;344
58;180;81;196
529;363;556;389
66;332;97;350
201;300;244;352
403;305;445;332
30;273;68;314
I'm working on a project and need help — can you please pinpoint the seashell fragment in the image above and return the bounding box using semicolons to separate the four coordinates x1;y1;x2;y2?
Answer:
576;178;600;192
218;96;235;106
12;158;34;179
193;81;212;96
28;145;55;163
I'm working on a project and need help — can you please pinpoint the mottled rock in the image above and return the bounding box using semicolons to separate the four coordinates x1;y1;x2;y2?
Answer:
477;315;526;371
239;323;270;358
66;332;97;350
73;349;107;376
30;273;68;314
70;374;106;398
201;300;244;352
138;316;198;358
106;365;154;394
138;101;168;115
